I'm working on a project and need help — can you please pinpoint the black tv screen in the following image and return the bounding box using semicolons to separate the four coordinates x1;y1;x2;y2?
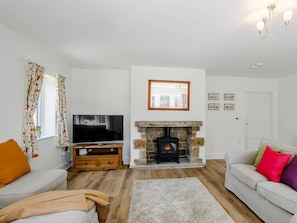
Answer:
73;115;123;143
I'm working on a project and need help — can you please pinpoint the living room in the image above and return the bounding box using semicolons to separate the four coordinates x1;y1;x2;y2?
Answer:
1;20;284;170
1;2;297;171
0;9;297;169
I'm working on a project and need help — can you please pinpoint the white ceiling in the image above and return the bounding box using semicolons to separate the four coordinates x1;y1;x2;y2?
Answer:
1;0;297;78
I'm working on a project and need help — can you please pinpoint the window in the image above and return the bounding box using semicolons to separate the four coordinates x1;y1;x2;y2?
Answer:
33;73;56;138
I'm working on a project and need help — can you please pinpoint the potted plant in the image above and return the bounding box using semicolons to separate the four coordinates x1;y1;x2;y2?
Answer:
36;125;42;138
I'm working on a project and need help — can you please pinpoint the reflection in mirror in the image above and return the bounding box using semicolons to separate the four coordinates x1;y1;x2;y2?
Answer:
148;80;190;110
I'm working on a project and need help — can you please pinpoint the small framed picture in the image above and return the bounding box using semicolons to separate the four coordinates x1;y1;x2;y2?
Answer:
224;103;235;110
208;93;220;100
208;103;220;110
224;93;235;101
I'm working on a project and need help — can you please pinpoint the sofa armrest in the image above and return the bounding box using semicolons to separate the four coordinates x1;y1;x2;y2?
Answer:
225;150;258;170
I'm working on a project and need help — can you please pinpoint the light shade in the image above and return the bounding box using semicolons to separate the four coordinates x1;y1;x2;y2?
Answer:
262;8;269;23
257;21;264;33
284;10;293;25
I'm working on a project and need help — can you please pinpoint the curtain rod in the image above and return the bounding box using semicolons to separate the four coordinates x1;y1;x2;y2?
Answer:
25;57;61;76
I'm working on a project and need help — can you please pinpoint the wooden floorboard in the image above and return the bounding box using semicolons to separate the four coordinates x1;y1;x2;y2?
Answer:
67;159;263;223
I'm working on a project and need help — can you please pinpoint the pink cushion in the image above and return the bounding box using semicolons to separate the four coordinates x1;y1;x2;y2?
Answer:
280;156;297;191
256;146;291;182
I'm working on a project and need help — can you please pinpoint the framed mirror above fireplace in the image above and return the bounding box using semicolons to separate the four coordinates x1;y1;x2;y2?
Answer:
148;80;190;111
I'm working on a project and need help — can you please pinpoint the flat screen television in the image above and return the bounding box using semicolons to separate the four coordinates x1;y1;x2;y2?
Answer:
73;115;124;143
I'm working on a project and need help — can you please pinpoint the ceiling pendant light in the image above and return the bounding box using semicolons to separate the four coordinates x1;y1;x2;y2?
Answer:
256;3;293;39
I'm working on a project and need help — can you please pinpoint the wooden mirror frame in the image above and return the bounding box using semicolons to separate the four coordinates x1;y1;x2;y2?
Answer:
148;80;190;111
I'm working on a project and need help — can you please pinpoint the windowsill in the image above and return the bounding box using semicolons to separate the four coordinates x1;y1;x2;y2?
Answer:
37;135;55;141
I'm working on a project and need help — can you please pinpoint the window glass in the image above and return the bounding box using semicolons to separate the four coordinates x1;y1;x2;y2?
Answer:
33;73;56;138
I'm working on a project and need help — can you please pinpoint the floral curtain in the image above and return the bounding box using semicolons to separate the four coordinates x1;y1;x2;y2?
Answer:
22;62;45;158
56;74;70;147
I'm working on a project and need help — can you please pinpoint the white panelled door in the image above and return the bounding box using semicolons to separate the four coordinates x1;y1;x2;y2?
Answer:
245;92;273;151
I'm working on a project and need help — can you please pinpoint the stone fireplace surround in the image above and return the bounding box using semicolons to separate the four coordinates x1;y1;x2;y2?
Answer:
133;121;205;167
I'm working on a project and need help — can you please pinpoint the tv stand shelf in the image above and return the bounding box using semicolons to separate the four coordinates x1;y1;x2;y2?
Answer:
71;143;123;172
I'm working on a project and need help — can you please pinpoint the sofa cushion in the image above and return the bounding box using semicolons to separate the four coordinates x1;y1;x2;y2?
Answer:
257;181;297;214
0;169;67;208
254;145;281;167
281;156;297;191
11;206;99;223
230;164;268;189
0;139;31;188
256;147;291;182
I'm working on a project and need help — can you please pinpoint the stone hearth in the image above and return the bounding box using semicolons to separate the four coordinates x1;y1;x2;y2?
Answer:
133;121;204;167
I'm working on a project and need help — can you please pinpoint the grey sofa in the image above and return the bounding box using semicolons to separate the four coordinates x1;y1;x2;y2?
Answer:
225;138;297;223
0;137;105;223
0;169;67;208
0;169;102;223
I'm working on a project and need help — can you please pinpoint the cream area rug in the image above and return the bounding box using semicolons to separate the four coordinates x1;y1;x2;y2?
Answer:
127;177;234;223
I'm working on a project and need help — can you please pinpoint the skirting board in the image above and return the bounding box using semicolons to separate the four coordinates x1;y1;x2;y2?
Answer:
206;153;226;160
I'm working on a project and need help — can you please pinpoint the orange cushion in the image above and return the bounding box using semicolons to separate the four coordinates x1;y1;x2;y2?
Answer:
0;139;31;188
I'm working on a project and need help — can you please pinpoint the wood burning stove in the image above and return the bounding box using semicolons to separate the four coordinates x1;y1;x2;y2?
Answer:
156;127;179;164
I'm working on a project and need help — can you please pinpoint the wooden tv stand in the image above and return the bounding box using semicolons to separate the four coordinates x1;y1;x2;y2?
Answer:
71;143;123;172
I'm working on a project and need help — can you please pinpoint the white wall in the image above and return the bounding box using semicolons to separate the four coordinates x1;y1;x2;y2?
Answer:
71;69;131;163
278;74;297;145
130;66;206;167
206;76;278;159
0;24;72;170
